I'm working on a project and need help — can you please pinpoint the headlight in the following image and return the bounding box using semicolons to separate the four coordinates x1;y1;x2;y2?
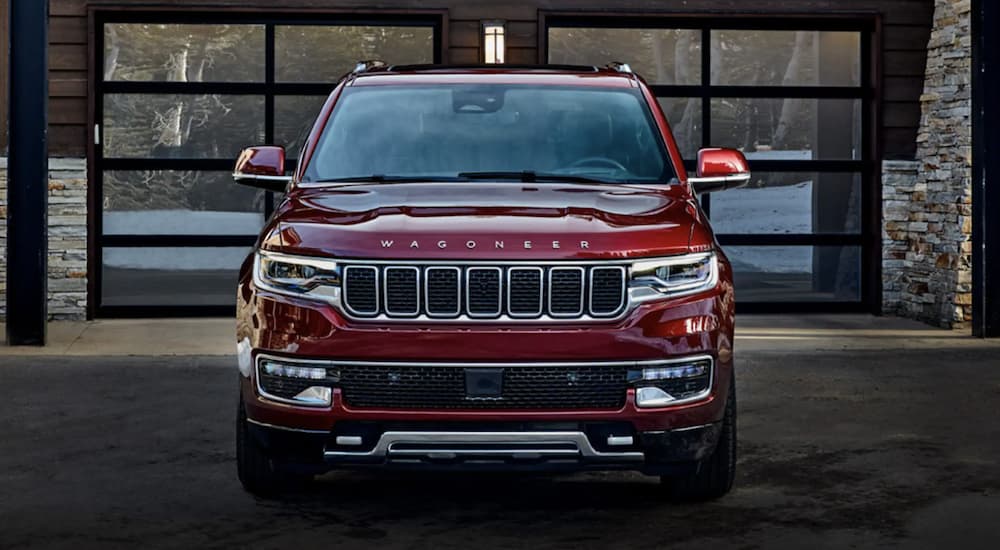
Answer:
629;252;718;299
253;250;341;303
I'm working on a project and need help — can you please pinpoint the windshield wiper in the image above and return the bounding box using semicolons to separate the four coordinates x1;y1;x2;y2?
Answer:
457;171;618;184
308;175;466;184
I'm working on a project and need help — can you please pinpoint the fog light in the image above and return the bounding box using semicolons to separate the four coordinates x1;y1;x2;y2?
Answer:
262;360;328;380
641;363;708;381
631;357;713;408
636;386;676;408
256;356;337;407
293;386;333;406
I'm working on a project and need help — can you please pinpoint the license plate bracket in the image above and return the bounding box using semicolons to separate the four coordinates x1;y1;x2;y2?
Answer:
464;368;504;399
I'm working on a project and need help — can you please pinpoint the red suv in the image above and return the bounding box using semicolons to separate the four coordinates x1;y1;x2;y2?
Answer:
233;62;749;500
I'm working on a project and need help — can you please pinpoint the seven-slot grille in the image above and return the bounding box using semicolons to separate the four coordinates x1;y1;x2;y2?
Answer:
338;364;629;409
342;264;626;320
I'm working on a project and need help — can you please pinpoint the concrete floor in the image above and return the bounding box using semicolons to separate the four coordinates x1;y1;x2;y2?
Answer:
1;316;999;548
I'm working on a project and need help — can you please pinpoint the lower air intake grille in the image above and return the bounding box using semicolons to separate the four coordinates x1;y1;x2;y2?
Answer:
339;364;629;410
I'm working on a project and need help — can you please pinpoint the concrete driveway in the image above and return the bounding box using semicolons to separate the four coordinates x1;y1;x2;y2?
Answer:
1;316;999;549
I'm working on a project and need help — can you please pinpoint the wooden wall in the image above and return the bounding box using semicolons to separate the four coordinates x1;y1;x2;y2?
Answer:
2;0;935;158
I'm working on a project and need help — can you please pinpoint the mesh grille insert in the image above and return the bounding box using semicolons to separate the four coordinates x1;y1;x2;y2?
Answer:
508;268;543;316
385;267;419;315
426;268;460;316
344;267;378;314
467;268;501;316
590;267;625;315
549;268;584;315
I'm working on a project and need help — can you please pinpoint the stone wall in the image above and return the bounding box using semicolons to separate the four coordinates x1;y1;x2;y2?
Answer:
0;157;88;320
881;0;972;328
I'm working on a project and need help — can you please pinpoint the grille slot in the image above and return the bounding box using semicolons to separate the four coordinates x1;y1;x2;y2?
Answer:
384;267;419;316
508;268;543;317
549;267;584;316
343;266;378;315
590;267;626;316
467;268;502;317
340;263;628;321
339;364;629;410
426;267;461;316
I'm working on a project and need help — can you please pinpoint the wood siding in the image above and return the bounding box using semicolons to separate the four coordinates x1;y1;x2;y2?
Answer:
4;0;934;157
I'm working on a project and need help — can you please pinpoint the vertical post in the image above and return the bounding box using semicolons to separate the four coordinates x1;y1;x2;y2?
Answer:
6;0;48;345
972;0;999;337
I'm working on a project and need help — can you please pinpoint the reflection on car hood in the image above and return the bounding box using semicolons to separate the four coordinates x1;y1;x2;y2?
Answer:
260;182;710;260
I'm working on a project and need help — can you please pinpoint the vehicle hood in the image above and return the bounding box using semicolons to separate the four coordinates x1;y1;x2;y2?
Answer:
260;182;711;260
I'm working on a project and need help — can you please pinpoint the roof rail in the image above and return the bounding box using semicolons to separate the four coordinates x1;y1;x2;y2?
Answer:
352;60;387;74
387;63;600;72
604;62;634;74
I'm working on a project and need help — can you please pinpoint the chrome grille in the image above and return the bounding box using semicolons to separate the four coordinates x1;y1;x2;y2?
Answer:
341;263;627;321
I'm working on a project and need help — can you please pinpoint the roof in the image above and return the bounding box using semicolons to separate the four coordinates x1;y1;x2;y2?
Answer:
347;64;639;88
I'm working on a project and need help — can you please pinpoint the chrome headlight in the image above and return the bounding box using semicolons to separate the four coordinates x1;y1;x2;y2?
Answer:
253;250;341;303
629;252;718;300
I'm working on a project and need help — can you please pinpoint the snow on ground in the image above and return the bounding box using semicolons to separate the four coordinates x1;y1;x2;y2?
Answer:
711;180;813;275
103;210;264;236
103;211;260;270
711;150;815;275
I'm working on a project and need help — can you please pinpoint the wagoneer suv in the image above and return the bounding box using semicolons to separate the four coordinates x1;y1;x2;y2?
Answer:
233;62;750;500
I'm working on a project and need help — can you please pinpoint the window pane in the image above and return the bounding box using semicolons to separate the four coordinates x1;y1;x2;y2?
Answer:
710;98;861;160
657;97;702;159
306;86;671;183
275;95;329;158
710;173;861;234
102;247;250;306
710;30;860;87
275;25;435;82
729;245;861;302
548;28;701;85
103;94;265;159
103;24;265;82
102;171;266;236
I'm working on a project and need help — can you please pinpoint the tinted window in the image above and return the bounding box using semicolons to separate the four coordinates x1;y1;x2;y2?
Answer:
305;85;673;183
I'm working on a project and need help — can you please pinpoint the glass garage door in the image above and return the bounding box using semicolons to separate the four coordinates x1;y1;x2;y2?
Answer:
95;14;441;316
547;18;875;311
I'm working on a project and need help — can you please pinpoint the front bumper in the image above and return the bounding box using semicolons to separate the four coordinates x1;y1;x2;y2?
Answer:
238;274;735;473
246;418;721;475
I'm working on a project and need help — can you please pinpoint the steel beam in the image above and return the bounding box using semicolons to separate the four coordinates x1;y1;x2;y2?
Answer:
5;0;48;345
972;0;1000;337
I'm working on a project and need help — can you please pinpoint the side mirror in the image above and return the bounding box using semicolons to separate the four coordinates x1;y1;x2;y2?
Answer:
688;148;751;194
233;146;292;192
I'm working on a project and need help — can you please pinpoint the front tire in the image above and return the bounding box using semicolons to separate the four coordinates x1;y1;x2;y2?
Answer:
662;374;737;501
236;397;288;497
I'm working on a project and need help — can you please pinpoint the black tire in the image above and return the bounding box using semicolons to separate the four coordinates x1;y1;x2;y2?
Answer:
236;397;289;497
662;374;737;501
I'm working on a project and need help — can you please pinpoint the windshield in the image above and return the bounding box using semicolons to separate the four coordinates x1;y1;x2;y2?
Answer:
302;84;674;184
